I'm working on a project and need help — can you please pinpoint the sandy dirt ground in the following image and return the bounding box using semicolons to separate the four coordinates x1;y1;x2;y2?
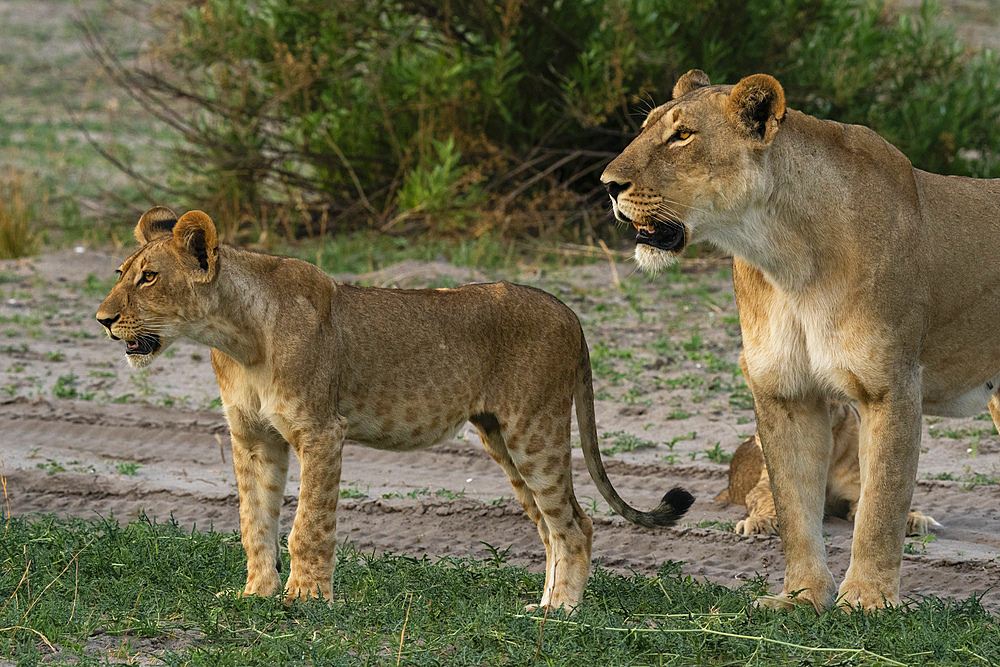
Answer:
3;250;1000;612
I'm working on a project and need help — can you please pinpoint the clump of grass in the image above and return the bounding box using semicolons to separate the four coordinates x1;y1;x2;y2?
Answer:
0;169;39;259
600;431;658;456
2;514;999;665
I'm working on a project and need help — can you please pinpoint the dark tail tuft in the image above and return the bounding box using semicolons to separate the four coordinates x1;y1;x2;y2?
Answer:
644;487;695;527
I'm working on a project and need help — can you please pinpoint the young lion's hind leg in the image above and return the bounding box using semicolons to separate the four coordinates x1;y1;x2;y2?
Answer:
473;411;593;611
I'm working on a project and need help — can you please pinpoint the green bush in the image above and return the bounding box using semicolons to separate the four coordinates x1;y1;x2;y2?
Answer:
91;0;1000;239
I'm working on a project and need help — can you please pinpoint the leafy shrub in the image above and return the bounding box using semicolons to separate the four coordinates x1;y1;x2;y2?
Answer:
87;0;1000;239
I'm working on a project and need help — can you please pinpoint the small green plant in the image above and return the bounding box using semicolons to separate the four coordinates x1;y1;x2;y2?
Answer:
339;485;367;499
36;460;66;475
114;461;142;477
691;518;736;532
703;442;733;464
406;487;431;499
434;488;466;500
44;351;65;362
600;431;657;456
904;534;936;555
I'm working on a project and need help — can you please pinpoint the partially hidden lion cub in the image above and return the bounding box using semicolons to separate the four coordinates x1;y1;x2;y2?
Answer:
601;69;1000;611
717;400;940;538
96;207;694;610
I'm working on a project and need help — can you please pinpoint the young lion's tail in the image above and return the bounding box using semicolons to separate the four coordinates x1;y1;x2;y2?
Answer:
574;330;695;528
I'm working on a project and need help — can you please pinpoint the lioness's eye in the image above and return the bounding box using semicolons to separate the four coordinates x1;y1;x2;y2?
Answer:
674;130;693;141
140;271;157;284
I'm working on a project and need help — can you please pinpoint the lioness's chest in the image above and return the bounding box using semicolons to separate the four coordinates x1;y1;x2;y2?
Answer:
746;292;890;401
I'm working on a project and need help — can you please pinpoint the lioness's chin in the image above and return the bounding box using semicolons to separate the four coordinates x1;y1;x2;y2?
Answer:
124;335;166;369
634;244;681;274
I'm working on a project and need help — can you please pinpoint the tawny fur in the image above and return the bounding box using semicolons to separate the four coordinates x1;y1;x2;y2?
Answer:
717;400;940;538
601;69;1000;611
96;208;692;610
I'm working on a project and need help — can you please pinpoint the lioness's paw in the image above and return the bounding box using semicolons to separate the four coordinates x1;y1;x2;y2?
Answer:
837;578;900;611
905;511;941;537
755;585;835;614
283;580;332;603
735;515;779;536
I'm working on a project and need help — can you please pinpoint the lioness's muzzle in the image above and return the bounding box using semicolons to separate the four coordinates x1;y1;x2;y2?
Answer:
636;221;686;253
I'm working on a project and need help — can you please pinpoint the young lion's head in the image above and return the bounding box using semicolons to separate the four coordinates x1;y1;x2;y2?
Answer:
96;207;219;368
601;70;785;273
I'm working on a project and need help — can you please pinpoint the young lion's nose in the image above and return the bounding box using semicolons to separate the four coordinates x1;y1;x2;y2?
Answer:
604;180;630;201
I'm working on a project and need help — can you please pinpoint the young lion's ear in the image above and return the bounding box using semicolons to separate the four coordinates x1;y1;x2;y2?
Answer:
173;210;219;282
727;74;785;145
135;206;178;245
672;69;711;99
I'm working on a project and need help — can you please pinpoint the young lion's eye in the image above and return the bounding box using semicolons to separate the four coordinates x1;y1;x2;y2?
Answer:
678;130;692;140
140;270;158;285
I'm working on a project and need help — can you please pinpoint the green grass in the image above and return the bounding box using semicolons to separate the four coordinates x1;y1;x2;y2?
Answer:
2;515;999;665
599;431;658;456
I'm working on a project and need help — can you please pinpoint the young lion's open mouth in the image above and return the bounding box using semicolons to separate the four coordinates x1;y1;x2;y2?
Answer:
636;221;687;254
125;334;162;357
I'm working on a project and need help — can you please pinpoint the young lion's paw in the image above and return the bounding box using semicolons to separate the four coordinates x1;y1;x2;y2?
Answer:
735;515;779;536
905;510;941;537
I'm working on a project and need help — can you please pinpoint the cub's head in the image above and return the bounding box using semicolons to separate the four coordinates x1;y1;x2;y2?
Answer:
96;207;219;368
601;70;785;273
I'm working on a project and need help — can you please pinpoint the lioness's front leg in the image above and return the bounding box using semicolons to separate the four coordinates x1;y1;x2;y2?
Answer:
229;417;290;597
839;383;921;609
284;415;346;602
754;391;836;613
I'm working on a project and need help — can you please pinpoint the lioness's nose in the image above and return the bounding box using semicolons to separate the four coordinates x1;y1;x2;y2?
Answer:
605;181;630;201
97;314;120;330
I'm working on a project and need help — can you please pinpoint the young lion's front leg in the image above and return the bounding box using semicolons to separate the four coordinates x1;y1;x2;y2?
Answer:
284;415;347;602
230;419;290;597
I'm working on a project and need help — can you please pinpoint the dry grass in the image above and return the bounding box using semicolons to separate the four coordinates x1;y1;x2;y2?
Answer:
0;169;40;259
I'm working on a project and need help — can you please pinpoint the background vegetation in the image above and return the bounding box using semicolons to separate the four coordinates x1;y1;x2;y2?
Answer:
76;0;1000;246
3;514;998;665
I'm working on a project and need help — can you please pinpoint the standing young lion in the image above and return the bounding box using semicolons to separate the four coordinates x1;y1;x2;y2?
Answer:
95;207;693;610
601;69;1000;611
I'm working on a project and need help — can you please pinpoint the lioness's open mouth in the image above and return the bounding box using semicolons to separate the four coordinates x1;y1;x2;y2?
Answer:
125;334;161;356
636;221;687;254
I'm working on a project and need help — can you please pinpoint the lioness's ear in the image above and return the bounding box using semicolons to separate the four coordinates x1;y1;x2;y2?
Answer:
135;206;178;245
672;69;711;99
173;210;219;282
727;74;785;144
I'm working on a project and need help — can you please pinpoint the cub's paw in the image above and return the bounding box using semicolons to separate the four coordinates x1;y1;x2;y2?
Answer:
905;511;941;537
735;515;779;536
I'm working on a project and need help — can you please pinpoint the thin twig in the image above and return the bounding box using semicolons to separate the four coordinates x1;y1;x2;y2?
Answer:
396;592;414;666
19;538;95;624
0;626;56;653
514;615;908;667
1;453;9;538
597;239;621;291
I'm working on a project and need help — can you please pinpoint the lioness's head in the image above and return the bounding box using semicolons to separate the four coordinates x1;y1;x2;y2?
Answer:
96;207;219;368
601;70;785;273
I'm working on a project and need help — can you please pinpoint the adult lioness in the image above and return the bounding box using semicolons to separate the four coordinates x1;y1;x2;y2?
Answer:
96;207;693;609
717;400;940;538
601;69;1000;611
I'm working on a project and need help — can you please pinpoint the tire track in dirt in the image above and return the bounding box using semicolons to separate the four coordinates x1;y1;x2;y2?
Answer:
3;398;1000;610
